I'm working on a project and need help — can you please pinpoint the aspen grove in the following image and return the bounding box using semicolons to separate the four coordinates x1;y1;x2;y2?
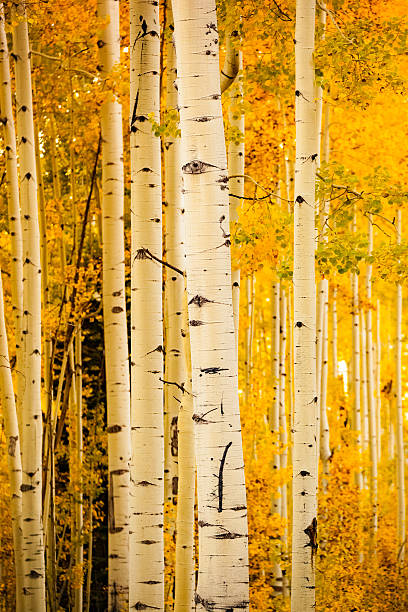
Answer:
2;0;408;610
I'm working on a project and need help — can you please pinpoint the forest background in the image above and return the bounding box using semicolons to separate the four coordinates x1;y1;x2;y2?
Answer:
1;0;408;611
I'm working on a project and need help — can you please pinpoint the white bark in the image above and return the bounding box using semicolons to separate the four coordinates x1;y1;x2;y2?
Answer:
361;312;369;458
351;233;363;490
291;1;317;609
172;0;249;607
130;0;164;608
279;288;289;598
227;37;244;344
0;271;24;610
395;209;405;561
97;1;131;607
376;301;381;462
366;217;378;545
0;5;23;415
164;17;184;508
12;4;46;608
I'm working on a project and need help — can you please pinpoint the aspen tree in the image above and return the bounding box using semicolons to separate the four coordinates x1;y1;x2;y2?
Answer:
376;302;381;461
361;312;369;460
270;281;282;592
164;19;184;507
291;1;317;609
279;288;289;598
172;0;249;607
366;216;378;546
395;208;405;562
0;5;23;405
0;271;24;611
12;3;46;608
130;0;164;608
351;212;363;490
226;32;244;341
174;289;195;612
163;18;195;610
97;1;131;608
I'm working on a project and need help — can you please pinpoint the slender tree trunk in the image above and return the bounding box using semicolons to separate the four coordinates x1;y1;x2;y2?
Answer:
351;223;363;490
395;208;405;562
12;3;46;608
0;5;24;427
97;2;131;608
361;311;369;462
163;15;184;508
291;1;317;609
331;286;338;378
376;301;381;462
366;216;378;549
279;288;289;598
130;1;164;608
0;271;24;611
172;1;249;607
174;286;195;612
226;33;244;343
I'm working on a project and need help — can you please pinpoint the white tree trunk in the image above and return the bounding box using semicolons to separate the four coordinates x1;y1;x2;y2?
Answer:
130;1;164;608
376;301;381;462
279;288;289;598
0;5;23;415
395;209;405;562
12;4;46;608
172;0;249;607
226;35;244;343
97;1;131;607
351;229;363;490
164;12;184;508
0;270;24;610
366;217;378;547
361;311;369;461
291;1;317;609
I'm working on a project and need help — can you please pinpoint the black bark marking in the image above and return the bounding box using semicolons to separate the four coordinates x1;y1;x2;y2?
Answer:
193;407;218;424
300;470;310;477
304;517;318;567
132;602;161;610
8;435;18;457
190;320;204;326
146;345;164;356
189;295;214;307
200;367;228;374
218;441;232;512
219;215;230;239
110;469;128;476
112;306;123;313
21;484;35;492
182;159;221;174
195;593;215;611
136;480;156;487
170;415;178;457
172;476;178;495
107;425;122;433
27;570;42;579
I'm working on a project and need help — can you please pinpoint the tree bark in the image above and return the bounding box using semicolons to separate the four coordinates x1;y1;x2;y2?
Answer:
172;0;249;607
130;0;164;608
12;3;46;608
291;1;317;609
97;1;131;608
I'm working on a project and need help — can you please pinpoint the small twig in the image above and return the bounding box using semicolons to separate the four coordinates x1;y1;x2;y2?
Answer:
271;0;292;21
316;1;355;44
134;247;184;276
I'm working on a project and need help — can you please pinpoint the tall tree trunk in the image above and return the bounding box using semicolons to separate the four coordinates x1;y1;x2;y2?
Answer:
279;288;289;598
366;216;378;549
395;208;406;562
0;4;24;427
172;1;249;608
164;16;183;508
351;216;363;490
129;1;164;608
226;32;244;342
291;1;317;610
376;301;381;462
97;2;131;608
0;270;24;611
12;3;46;609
